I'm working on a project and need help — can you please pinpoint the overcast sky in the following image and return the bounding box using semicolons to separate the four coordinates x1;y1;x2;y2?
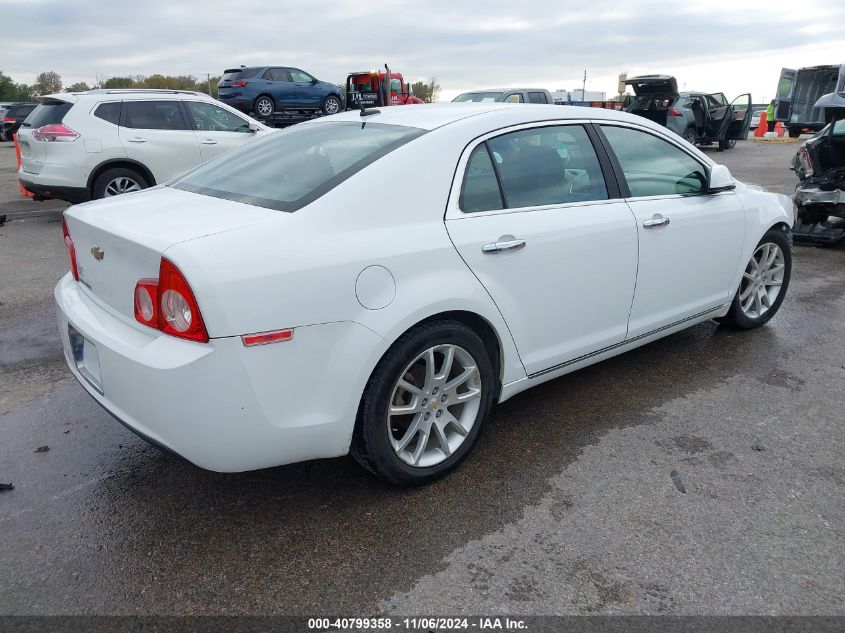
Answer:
2;0;843;102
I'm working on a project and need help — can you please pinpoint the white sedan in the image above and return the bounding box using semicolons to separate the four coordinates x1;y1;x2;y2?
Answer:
56;103;794;485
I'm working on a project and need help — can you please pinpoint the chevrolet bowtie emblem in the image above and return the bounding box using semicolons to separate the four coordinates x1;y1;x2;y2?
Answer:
91;246;104;261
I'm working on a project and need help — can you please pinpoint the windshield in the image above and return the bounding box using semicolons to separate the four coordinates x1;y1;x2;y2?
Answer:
172;122;425;212
453;92;504;103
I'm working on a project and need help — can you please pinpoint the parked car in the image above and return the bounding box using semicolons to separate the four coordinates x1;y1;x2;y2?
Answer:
624;75;752;150
1;102;38;141
791;106;845;232
750;109;765;128
16;89;272;203
775;65;845;137
55;103;793;485
452;88;553;104
217;66;343;117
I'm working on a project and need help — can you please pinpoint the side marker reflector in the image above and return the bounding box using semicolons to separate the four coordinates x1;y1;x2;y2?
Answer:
242;329;294;347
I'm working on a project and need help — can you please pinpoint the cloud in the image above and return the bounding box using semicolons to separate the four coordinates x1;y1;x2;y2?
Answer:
2;0;843;101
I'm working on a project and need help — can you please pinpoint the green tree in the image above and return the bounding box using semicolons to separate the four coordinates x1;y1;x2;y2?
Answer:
411;78;440;103
102;76;138;89
65;81;91;92
34;70;62;95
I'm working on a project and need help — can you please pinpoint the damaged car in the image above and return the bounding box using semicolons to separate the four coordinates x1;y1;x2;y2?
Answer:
791;96;845;243
624;75;752;150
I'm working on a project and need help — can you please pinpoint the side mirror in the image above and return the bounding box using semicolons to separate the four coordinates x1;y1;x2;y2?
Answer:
708;164;736;193
248;122;261;133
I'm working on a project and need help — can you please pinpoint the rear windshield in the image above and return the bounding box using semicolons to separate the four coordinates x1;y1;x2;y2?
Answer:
453;92;503;103
23;101;71;127
222;68;261;81
172;122;425;212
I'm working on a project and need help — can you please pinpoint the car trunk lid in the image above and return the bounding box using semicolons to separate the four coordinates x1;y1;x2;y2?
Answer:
64;186;278;321
624;75;679;97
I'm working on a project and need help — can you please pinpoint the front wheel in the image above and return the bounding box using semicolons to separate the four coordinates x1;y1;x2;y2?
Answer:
351;320;496;486
321;95;342;115
717;228;791;329
718;138;737;151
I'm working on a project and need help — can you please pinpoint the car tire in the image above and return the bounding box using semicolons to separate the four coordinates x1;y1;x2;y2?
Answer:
321;94;342;115
718;139;736;151
682;127;696;145
717;227;791;330
788;128;801;138
92;167;149;199
350;319;497;486
253;95;275;118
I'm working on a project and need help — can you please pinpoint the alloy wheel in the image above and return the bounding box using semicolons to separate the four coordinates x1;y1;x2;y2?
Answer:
256;98;273;117
324;97;340;114
739;242;785;319
387;344;483;468
104;177;141;197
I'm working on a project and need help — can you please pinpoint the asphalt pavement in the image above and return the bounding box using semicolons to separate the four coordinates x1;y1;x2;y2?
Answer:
0;136;843;617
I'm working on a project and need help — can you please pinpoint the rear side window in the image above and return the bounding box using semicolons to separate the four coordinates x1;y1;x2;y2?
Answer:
601;125;706;197
222;68;261;81
122;101;189;130
264;68;290;81
528;92;548;104
94;102;122;125
460;145;504;213
173;122;425;212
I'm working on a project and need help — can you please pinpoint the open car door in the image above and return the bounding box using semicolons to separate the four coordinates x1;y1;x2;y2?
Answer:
775;68;797;121
704;92;733;140
726;93;752;140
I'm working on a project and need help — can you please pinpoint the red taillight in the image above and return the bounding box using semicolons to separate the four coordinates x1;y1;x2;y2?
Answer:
669;108;682;116
61;215;79;281
32;124;79;142
3;117;15;123
242;329;294;347
134;259;208;342
231;80;248;88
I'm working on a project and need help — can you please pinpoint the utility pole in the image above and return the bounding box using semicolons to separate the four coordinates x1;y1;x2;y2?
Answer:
207;73;212;97
581;69;587;102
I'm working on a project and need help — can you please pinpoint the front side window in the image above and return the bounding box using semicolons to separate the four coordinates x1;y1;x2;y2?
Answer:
505;93;525;103
122;101;189;130
185;101;249;132
289;69;314;83
173;122;425;212
601;125;707;197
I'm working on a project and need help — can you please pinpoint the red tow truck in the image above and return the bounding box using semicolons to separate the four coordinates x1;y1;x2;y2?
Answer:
345;64;424;109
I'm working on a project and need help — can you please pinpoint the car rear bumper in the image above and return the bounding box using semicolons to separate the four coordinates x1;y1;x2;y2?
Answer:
55;273;382;472
20;178;90;203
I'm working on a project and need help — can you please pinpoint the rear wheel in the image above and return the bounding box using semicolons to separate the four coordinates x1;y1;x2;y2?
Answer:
682;127;696;145
92;167;148;199
351;320;496;486
321;95;342;115
253;95;275;118
788;128;801;138
718;228;791;329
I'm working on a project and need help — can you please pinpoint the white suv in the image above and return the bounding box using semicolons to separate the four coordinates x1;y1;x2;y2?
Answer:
17;89;272;203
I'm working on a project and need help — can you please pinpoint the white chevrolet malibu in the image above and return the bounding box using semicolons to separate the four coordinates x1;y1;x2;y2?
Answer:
56;103;794;485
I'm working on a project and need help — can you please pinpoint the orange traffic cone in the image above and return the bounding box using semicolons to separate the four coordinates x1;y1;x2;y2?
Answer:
754;111;767;137
13;134;33;198
774;121;785;137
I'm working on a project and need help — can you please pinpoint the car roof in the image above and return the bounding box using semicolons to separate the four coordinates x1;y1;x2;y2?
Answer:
458;88;549;93
311;102;653;132
40;89;214;103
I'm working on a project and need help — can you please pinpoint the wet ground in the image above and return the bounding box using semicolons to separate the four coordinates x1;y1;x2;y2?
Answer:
0;136;843;615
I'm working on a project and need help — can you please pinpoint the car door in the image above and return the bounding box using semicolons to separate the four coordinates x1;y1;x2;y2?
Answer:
182;100;256;161
775;68;797;121
118;100;201;183
597;124;746;338
725;93;752;140
445;122;639;376
265;68;296;108
288;68;320;107
704;93;732;139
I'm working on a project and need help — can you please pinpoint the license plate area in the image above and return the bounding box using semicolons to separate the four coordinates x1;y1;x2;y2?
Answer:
68;324;104;394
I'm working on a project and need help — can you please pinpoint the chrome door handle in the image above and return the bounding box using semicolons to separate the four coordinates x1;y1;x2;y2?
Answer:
200;139;219;145
126;137;146;143
643;214;670;228
482;239;526;254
